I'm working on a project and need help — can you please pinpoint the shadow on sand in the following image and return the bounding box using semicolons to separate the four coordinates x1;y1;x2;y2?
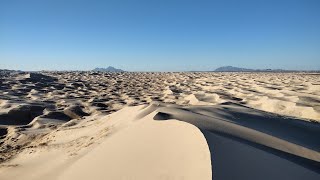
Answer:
153;102;320;180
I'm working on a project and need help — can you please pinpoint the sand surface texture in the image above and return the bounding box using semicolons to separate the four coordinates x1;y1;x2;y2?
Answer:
0;71;319;179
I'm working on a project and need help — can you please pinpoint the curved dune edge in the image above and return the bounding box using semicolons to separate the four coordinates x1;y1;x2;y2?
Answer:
0;102;319;180
58;108;211;180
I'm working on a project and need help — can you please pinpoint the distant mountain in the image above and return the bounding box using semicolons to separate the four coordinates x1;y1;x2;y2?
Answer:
93;66;124;72
214;66;290;72
215;66;254;72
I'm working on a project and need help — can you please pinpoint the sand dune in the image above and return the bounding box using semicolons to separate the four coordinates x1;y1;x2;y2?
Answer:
0;103;319;179
0;71;319;179
1;71;319;121
0;106;212;180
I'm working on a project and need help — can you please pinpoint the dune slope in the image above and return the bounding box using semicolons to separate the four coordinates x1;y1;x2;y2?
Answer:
0;105;212;180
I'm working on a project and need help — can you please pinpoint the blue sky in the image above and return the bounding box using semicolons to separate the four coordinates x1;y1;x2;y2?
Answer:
1;0;320;71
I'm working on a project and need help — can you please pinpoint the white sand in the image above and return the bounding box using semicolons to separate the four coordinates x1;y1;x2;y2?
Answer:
0;71;319;180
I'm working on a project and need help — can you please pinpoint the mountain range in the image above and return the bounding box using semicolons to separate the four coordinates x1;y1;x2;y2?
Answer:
92;66;124;72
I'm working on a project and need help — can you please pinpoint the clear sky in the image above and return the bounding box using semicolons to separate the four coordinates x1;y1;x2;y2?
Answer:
1;0;320;71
